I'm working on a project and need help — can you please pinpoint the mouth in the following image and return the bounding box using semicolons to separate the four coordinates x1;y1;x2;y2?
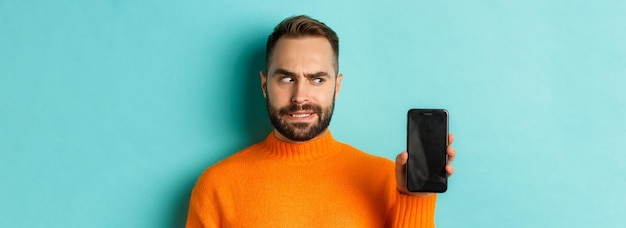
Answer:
290;113;312;118
278;104;322;122
287;111;316;120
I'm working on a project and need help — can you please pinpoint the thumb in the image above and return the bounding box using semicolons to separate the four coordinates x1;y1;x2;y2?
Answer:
396;151;408;166
396;151;408;191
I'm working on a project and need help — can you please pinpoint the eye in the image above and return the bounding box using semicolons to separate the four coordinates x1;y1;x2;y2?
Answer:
280;77;294;83
312;78;325;84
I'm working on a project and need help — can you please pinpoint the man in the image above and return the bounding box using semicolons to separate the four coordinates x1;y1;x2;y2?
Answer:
186;15;456;227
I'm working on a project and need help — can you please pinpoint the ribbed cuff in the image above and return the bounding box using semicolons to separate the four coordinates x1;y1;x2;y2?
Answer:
393;193;437;228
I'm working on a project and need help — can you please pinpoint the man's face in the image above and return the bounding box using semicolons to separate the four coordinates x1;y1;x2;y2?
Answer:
261;36;343;142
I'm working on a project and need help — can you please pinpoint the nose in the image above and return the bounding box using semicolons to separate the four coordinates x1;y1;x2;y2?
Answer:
291;79;309;104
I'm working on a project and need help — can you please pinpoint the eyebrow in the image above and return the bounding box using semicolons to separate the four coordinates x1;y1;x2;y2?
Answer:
273;69;297;77
305;71;330;78
272;68;330;78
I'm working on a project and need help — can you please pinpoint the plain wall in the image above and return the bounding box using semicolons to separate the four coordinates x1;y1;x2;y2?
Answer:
1;0;625;227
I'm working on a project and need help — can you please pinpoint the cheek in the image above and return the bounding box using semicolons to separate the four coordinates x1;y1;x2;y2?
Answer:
267;88;290;105
323;84;338;98
314;88;337;105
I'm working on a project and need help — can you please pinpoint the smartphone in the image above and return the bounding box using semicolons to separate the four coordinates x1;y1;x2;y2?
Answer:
406;109;449;193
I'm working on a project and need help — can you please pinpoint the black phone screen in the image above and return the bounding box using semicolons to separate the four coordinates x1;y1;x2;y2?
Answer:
406;109;448;193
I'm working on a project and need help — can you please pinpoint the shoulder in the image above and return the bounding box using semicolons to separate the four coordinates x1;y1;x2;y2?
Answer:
335;142;398;193
193;143;260;189
338;143;395;170
340;142;394;163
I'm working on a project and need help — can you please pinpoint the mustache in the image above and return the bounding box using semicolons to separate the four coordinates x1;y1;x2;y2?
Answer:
278;104;323;115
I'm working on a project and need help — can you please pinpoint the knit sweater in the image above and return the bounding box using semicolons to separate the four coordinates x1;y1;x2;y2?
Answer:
186;131;437;228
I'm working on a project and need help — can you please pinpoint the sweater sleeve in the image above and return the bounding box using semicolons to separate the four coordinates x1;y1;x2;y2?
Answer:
377;154;437;228
387;193;437;228
186;171;221;228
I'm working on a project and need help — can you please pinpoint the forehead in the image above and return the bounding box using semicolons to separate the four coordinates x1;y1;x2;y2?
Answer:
269;36;335;74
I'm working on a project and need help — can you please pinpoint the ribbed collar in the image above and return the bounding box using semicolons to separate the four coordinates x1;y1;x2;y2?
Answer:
257;131;343;162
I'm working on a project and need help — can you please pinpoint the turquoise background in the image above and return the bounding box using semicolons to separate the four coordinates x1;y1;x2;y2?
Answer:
1;0;625;227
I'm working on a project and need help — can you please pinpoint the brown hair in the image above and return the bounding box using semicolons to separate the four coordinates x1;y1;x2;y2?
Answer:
266;15;339;75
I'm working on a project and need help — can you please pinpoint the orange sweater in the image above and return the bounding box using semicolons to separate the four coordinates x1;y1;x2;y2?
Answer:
186;131;437;227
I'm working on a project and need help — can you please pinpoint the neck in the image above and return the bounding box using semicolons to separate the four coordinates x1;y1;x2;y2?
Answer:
273;129;329;144
259;129;341;162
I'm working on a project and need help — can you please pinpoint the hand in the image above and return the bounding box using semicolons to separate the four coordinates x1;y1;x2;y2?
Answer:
395;133;456;197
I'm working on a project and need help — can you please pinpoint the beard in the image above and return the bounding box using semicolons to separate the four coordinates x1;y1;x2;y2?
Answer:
266;96;335;142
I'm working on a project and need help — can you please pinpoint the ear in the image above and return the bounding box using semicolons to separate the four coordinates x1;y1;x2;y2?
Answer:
334;73;343;100
260;71;267;98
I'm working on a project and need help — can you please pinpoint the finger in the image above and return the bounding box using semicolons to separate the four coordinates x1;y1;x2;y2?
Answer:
448;133;455;145
396;151;408;166
446;165;455;177
395;151;408;192
447;146;456;163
